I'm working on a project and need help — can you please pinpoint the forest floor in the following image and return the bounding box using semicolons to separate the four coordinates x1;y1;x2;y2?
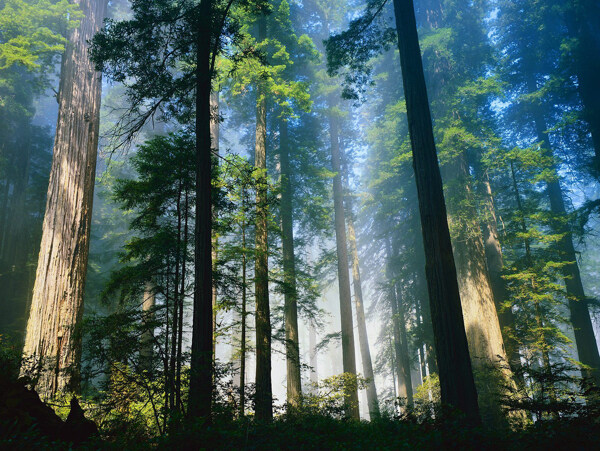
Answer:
4;411;600;450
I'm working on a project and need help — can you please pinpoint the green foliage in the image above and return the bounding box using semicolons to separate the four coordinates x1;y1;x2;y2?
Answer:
0;0;80;71
90;0;272;148
298;373;367;419
227;0;318;116
325;0;396;100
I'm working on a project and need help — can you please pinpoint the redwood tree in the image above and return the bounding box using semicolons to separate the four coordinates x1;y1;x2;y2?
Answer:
391;0;481;423
21;0;107;399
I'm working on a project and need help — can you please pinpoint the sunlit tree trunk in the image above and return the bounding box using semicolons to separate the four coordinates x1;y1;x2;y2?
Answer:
279;119;302;407
392;0;480;424
254;13;272;422
20;0;107;399
475;168;524;386
188;0;214;420
328;106;360;419
444;152;515;426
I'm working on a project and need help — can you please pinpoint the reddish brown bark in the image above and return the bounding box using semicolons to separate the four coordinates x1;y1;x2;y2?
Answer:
21;0;107;399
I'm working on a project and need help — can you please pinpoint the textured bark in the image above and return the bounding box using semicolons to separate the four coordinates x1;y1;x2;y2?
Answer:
329;108;360;420
188;0;214;420
279;119;302;407
526;83;600;387
443;153;515;426
20;0;107;399
345;197;379;418
476;170;524;385
254;14;272;422
392;0;480;424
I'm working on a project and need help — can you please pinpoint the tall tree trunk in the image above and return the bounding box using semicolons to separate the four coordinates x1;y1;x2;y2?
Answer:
211;91;219;360
526;80;600;387
385;239;414;408
20;0;107;399
443;152;515;426
188;0;214;420
239;198;247;417
345;197;380;418
476;168;524;386
328;106;360;420
279;119;302;407
391;0;480;424
176;189;189;411
254;13;272;422
169;182;183;412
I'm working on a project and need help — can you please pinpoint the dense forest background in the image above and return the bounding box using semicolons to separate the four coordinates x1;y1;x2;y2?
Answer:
2;0;600;447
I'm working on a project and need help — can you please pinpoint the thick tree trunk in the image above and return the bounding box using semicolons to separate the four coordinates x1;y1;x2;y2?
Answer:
188;0;214;420
254;13;272;422
392;0;480;424
279;119;302;407
476;169;524;385
345;198;380;418
328;107;360;420
20;0;107;399
443;152;515;426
